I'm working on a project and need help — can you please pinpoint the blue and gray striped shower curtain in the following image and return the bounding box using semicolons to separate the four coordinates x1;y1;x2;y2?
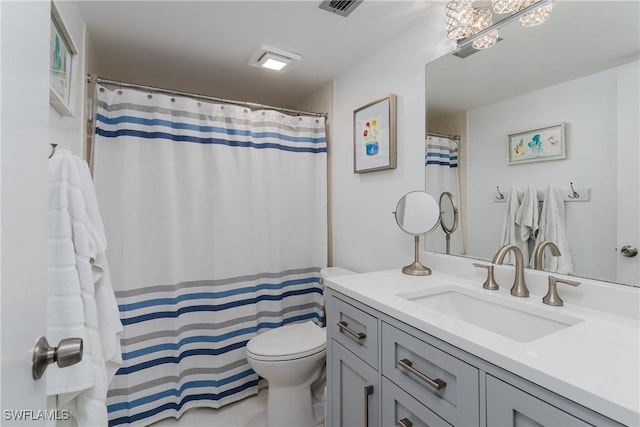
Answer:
425;135;464;254
92;86;327;426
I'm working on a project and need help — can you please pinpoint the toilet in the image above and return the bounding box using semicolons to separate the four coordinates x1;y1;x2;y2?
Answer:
245;267;354;427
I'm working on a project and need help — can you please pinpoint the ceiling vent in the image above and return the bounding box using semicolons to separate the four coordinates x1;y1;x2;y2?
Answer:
453;37;503;59
319;0;363;17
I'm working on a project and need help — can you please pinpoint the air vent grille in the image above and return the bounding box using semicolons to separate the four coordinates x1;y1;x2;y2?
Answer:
319;0;363;17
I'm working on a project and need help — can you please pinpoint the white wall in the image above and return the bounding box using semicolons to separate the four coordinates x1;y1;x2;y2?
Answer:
467;64;637;282
1;0;50;414
331;3;454;273
50;1;87;157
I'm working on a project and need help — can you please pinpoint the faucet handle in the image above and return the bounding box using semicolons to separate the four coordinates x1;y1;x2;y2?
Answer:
543;276;581;306
473;263;499;291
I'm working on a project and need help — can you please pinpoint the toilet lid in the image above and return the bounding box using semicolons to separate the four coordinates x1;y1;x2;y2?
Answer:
246;321;326;360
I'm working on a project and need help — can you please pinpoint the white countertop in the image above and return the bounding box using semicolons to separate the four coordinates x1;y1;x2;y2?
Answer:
325;267;640;426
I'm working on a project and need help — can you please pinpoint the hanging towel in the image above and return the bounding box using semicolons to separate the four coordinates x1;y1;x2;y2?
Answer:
47;149;123;426
515;184;539;266
499;185;529;264
536;184;574;274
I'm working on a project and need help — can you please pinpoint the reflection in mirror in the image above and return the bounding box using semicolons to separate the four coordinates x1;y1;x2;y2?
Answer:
426;1;639;287
425;133;464;255
439;191;459;254
394;191;440;276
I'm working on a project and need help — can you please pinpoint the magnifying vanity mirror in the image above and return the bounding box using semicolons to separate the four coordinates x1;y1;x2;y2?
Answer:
426;1;639;286
439;192;459;255
394;191;440;276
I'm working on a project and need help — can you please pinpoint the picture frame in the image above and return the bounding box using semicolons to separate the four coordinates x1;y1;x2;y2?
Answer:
353;94;397;173
50;1;77;117
507;122;566;165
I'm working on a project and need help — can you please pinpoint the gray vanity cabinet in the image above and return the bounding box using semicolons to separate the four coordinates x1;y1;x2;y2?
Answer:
327;294;381;427
382;377;450;427
326;289;625;427
331;342;380;427
381;322;479;426
486;375;591;427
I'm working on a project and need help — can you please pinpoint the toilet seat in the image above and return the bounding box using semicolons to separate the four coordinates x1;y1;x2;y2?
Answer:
246;321;326;361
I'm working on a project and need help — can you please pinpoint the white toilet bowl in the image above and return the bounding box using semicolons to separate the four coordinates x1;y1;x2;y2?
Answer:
246;321;326;427
245;267;355;427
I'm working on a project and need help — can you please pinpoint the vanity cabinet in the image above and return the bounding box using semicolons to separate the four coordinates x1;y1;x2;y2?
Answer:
486;375;591;427
331;341;380;427
381;322;479;426
328;296;380;427
326;289;625;427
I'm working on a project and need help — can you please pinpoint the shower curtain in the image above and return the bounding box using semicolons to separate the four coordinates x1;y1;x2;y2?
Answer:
425;135;464;254
92;86;327;426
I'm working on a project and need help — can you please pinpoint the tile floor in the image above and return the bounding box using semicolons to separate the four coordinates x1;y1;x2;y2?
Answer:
151;388;325;427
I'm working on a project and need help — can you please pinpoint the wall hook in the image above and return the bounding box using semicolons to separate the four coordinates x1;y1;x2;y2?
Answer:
495;186;505;200
49;143;58;159
568;182;580;199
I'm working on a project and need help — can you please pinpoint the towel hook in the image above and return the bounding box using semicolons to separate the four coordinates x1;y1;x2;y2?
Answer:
49;143;58;159
495;186;505;200
568;182;580;199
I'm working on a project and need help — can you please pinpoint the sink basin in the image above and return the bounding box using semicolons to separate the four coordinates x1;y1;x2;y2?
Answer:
397;287;583;343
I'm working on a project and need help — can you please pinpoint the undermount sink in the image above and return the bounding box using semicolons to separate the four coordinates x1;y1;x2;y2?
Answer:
397;286;583;343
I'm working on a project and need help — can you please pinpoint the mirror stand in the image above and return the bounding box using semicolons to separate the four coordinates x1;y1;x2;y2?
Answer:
402;235;432;276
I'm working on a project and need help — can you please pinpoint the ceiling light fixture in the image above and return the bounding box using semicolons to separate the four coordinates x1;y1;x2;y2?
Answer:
447;0;554;54
249;45;301;73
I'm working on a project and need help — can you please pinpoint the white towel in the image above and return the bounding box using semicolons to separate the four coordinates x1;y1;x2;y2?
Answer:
536;185;574;274
515;184;539;266
499;185;529;264
48;149;123;426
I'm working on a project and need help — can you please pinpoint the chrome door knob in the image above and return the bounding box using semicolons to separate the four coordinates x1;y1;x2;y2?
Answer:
621;245;638;257
32;336;83;380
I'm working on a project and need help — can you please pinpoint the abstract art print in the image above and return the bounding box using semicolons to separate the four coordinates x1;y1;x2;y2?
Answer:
507;123;566;165
50;1;77;116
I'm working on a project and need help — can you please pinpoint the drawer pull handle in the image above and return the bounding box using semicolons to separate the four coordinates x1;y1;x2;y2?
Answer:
337;321;367;342
364;385;374;427
398;358;446;391
397;418;413;427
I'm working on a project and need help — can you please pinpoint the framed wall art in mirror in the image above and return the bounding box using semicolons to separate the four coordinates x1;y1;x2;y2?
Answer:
507;123;566;165
353;94;397;173
50;1;77;117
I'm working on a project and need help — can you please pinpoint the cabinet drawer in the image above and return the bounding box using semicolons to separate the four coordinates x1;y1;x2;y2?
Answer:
486;375;592;426
327;296;378;368
382;377;451;427
381;322;479;426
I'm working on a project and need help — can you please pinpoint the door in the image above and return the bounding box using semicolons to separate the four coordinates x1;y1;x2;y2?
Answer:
1;0;51;422
616;62;640;285
331;342;380;427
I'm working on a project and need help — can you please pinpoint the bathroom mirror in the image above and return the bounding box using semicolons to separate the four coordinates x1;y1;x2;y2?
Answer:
425;1;639;286
439;192;458;254
394;191;440;275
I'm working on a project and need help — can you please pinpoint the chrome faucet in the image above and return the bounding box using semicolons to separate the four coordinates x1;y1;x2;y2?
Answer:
533;240;561;270
492;244;529;297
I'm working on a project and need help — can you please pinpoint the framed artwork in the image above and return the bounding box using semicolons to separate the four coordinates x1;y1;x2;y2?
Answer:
507;123;566;165
353;94;397;173
50;1;77;117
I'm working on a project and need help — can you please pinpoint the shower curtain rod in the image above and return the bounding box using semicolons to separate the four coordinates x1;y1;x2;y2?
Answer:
86;75;328;118
427;131;461;141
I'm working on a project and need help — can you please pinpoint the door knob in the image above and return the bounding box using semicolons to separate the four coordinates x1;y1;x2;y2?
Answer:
621;245;638;257
32;336;83;380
